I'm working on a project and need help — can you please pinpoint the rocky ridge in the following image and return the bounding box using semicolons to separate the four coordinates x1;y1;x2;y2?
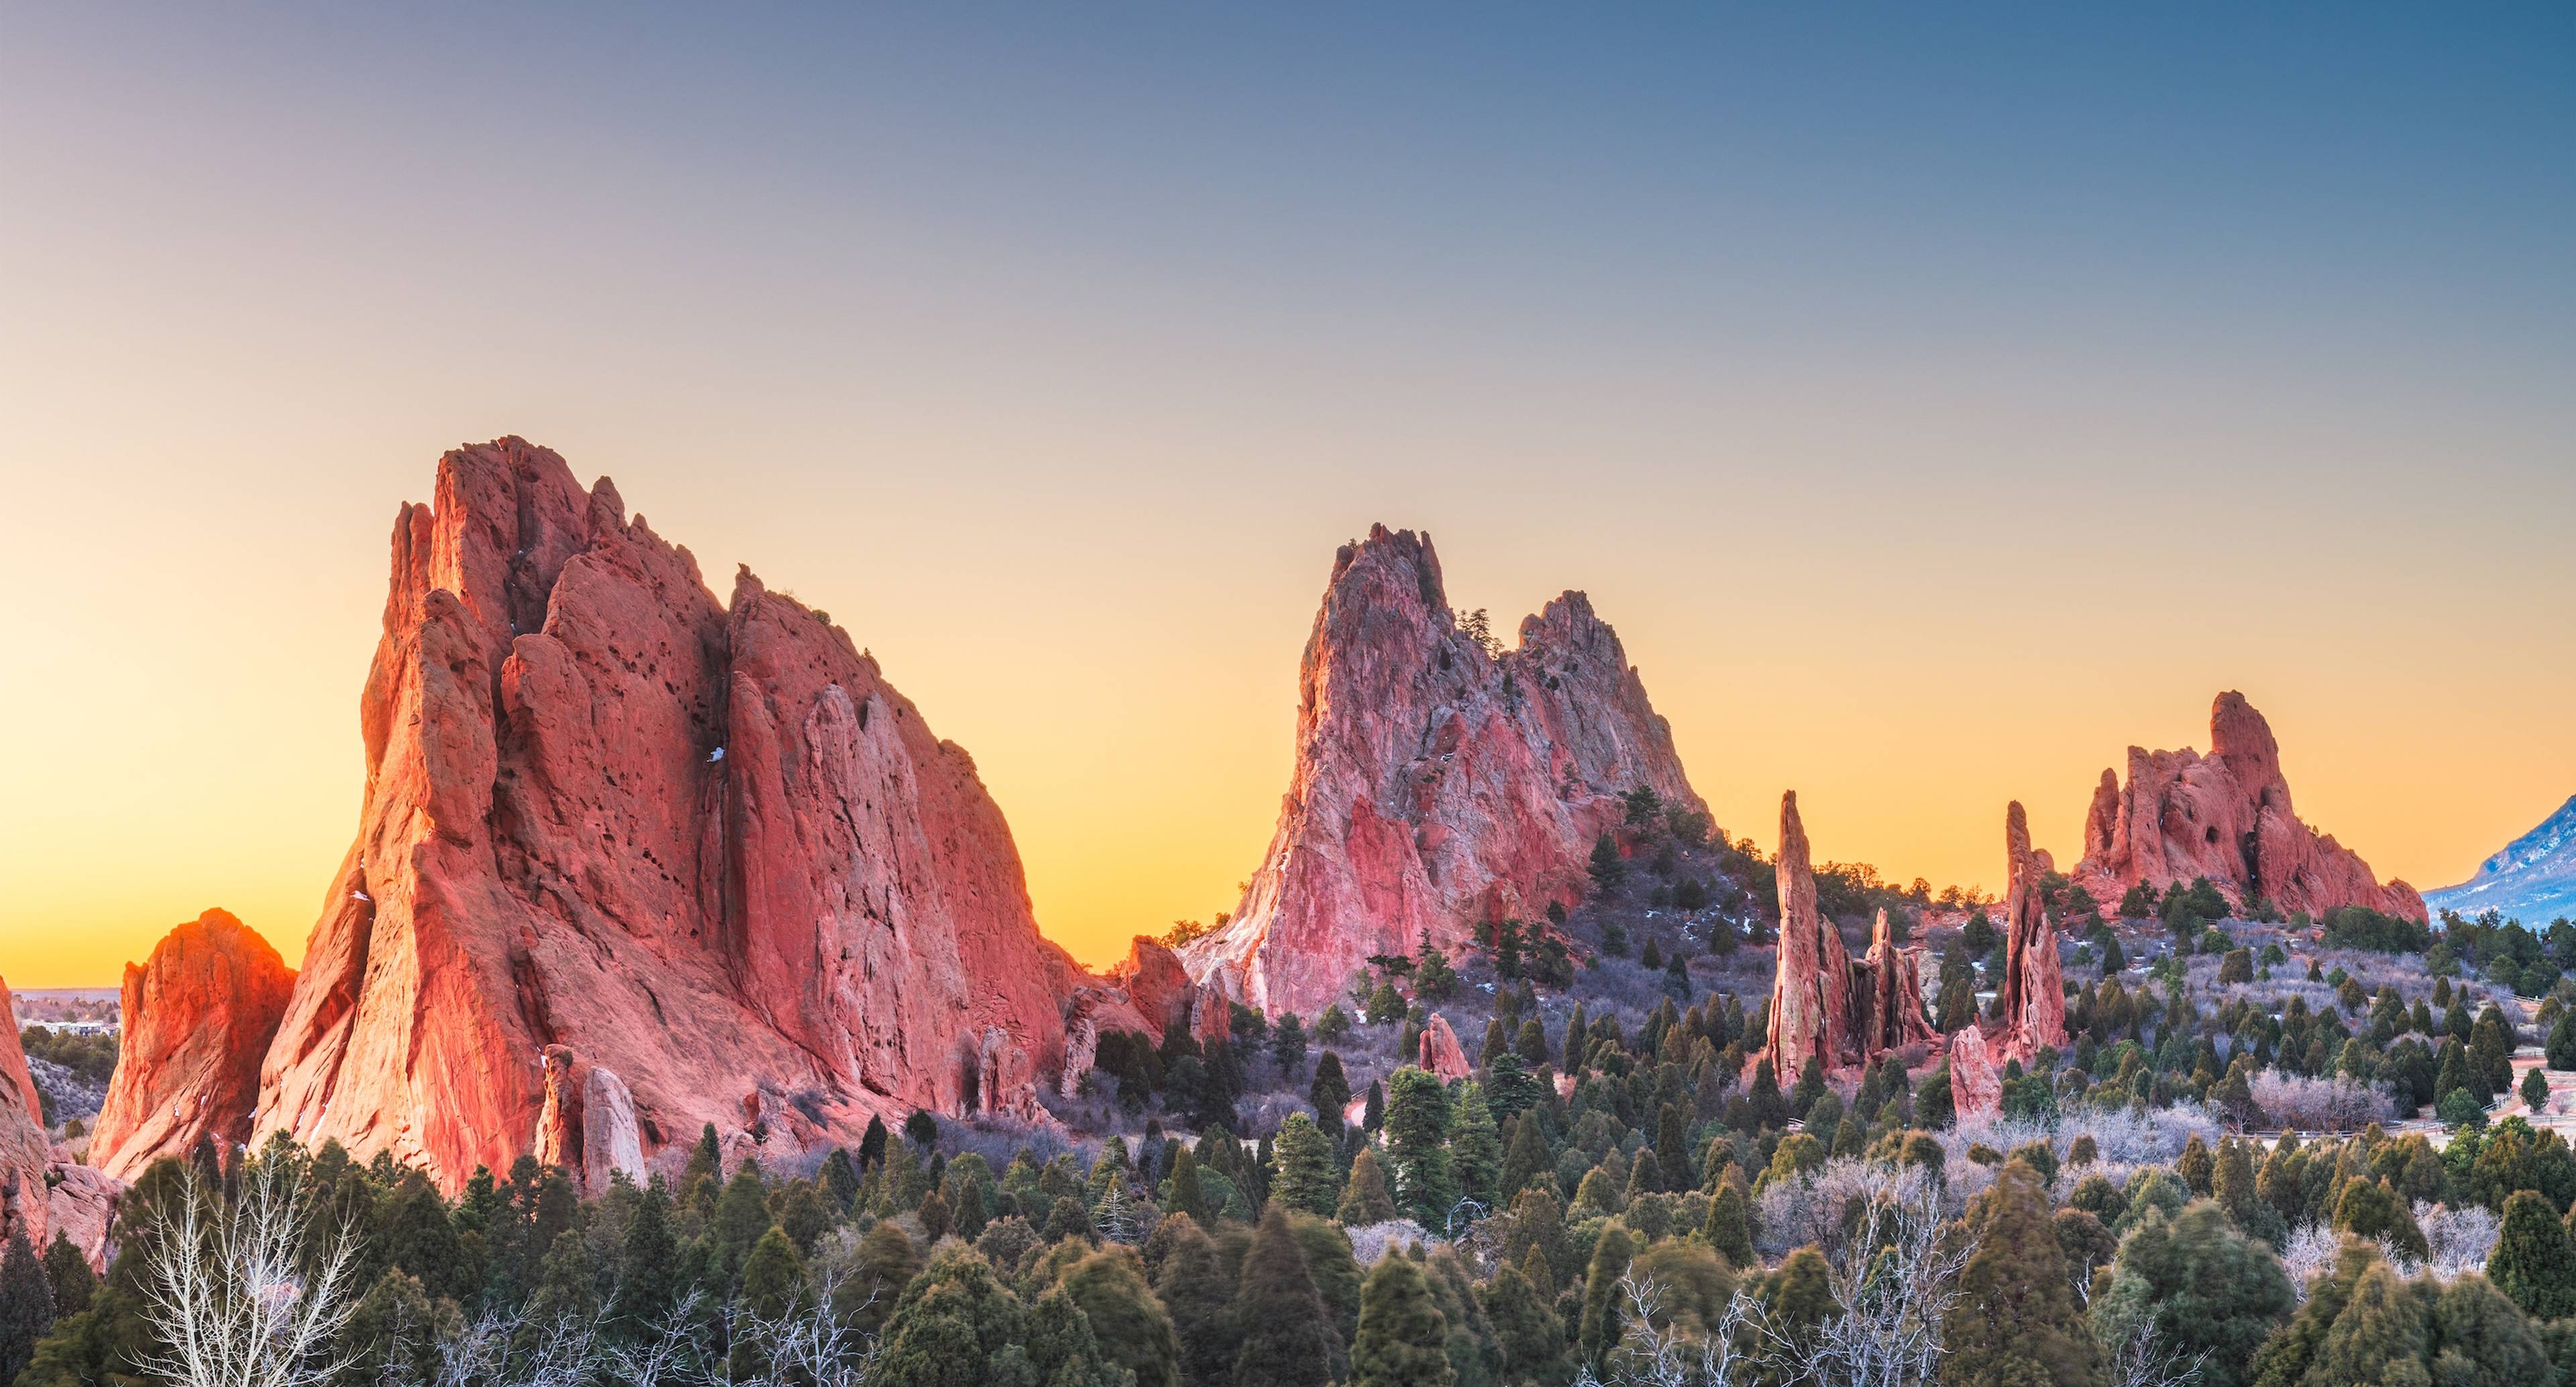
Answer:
1185;524;1703;1017
213;439;1095;1192
2075;691;2424;922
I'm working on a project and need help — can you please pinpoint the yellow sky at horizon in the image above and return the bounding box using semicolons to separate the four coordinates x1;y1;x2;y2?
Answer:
1;432;2567;990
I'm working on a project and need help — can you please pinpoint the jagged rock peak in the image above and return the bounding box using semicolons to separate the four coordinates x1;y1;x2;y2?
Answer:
2075;690;2423;923
1763;791;1933;1081
253;437;1089;1192
1184;523;1705;1015
89;909;297;1182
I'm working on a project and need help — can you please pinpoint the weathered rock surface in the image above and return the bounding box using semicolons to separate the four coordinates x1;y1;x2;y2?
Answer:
1949;803;2071;1121
46;1162;120;1270
1185;525;1705;1015
1994;802;2066;1060
252;439;1093;1192
89;909;297;1182
0;973;53;1251
1762;793;1935;1078
1417;1014;1471;1081
2076;691;2424;922
1947;1025;2003;1123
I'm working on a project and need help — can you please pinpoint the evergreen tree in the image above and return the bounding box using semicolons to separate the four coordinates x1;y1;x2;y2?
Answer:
2302;1260;2428;1386
835;1219;922;1337
611;1181;680;1329
2526;1066;2552;1113
1026;1284;1129;1387
1943;1159;2096;1386
1063;1245;1183;1387
2090;1201;2293;1387
1311;1052;1352;1129
1271;1113;1340;1217
1499;1112;1551;1206
710;1162;772;1282
860;1115;891;1170
1232;1208;1339;1387
0;1231;54;1387
822;1145;863;1209
739;1225;806;1319
1340;1147;1399;1225
1352;1252;1456;1387
1576;1222;1635;1368
873;1245;1032;1387
1448;1081;1503;1216
1477;1262;1562;1386
1703;1181;1755;1268
1289;1214;1366;1361
1383;1068;1458;1223
684;1121;724;1202
1166;1144;1213;1227
1655;1103;1694;1192
1274;1012;1309;1078
2488;1190;2576;1319
36;1234;91;1319
1153;1217;1240;1387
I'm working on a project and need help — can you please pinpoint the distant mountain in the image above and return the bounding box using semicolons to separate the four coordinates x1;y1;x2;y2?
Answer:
2428;794;2576;926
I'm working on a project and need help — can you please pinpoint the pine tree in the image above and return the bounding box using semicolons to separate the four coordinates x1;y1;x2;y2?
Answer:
1478;1262;1561;1386
1576;1222;1635;1368
1271;1113;1340;1217
739;1225;806;1319
1064;1245;1183;1387
0;1231;54;1387
873;1244;1032;1387
1655;1103;1694;1192
2302;1260;2428;1386
36;1233;91;1319
2489;1190;2576;1319
684;1121;724;1204
1311;1052;1352;1129
1942;1159;2096;1386
822;1146;863;1209
835;1219;922;1337
2093;1201;2293;1387
1352;1252;1456;1387
1232;1208;1339;1387
1703;1181;1754;1269
710;1163;773;1282
611;1180;680;1329
860;1115;890;1170
1340;1147;1399;1225
1165;1143;1213;1227
1026;1284;1128;1387
1448;1081;1502;1217
1499;1111;1551;1206
1383;1068;1457;1223
1152;1217;1239;1387
2526;1066;2552;1113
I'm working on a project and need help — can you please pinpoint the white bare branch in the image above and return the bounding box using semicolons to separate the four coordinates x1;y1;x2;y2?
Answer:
134;1160;365;1387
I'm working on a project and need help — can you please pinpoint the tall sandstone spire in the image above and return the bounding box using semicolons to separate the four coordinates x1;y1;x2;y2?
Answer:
1182;524;1704;1016
1949;801;2071;1121
2076;691;2423;922
1762;791;1933;1080
228;439;1089;1192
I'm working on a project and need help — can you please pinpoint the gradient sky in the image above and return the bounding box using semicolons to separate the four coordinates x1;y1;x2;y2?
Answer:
3;6;2571;987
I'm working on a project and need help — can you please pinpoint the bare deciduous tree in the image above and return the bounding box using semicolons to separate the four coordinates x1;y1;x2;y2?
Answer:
135;1160;364;1387
2102;1318;2208;1387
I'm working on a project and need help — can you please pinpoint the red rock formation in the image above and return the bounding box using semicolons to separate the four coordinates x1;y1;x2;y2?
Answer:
1418;1014;1471;1081
0;973;51;1250
1947;1025;2003;1123
1994;802;2067;1060
0;977;37;1131
1862;909;1939;1054
2076;691;2424;922
1762;793;1936;1079
252;439;1093;1192
1185;526;1705;1015
89;909;297;1182
1766;791;1855;1076
1949;803;2071;1121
